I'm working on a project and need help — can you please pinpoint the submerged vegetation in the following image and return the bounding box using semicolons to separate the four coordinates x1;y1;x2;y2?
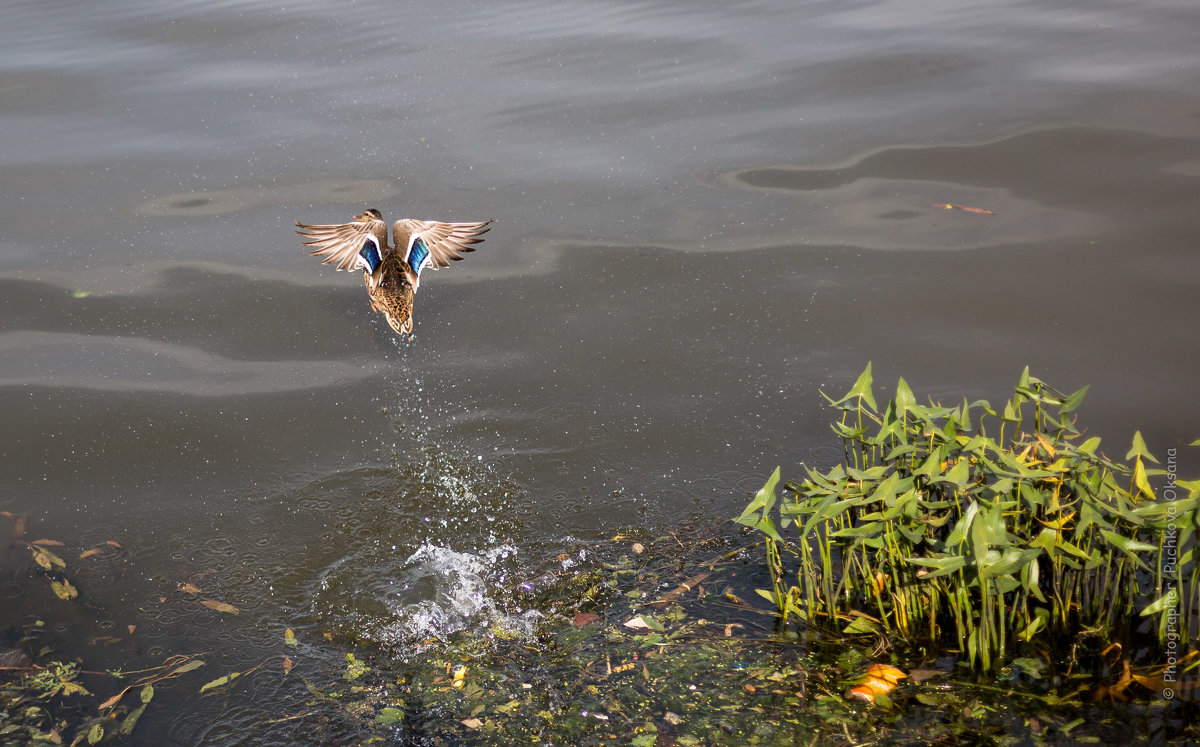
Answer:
2;366;1198;743
737;363;1199;673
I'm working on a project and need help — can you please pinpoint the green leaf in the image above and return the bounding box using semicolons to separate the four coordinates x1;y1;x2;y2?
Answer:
1140;591;1178;616
344;653;369;681
979;548;1041;581
170;659;206;675
837;362;877;411
1100;530;1154;570
735;468;781;538
1060;385;1089;413
843;616;881;635
140;683;154;704
1131;457;1154;499
120;704;147;736
1018;609;1049;641
894;377;916;416
908;555;968;579
375;707;403;725
1125;431;1159;464
945;501;979;547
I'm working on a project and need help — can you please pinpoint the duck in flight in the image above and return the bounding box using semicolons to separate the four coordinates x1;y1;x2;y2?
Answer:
296;209;493;334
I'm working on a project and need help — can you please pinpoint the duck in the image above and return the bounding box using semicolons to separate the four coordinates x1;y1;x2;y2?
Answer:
296;209;493;335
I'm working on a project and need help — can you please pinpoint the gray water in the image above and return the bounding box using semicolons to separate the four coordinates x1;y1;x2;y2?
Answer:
2;0;1199;741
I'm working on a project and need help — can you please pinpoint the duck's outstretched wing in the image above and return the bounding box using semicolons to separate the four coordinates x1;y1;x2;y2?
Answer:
296;217;390;272
394;219;494;273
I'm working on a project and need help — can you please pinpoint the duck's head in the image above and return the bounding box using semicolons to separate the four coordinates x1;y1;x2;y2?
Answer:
355;208;383;222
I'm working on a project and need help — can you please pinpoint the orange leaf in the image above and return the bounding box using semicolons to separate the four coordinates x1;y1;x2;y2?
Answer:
573;612;599;627
79;548;103;559
200;600;239;615
106;540;122;548
282;656;293;674
180;583;203;594
864;664;906;685
98;686;131;711
30;539;66;547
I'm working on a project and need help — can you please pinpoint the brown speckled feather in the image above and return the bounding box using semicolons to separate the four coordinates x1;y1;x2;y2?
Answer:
296;210;493;335
367;259;416;334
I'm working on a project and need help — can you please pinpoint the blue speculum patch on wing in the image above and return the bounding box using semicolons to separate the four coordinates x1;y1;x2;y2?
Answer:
359;239;382;274
407;237;430;276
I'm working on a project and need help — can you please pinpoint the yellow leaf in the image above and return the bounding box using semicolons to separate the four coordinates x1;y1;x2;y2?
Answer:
200;600;239;615
461;718;484;729
50;579;78;600
284;628;298;646
200;672;241;693
32;549;53;570
60;680;90;696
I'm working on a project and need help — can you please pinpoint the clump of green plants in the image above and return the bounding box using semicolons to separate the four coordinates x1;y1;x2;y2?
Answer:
737;363;1199;671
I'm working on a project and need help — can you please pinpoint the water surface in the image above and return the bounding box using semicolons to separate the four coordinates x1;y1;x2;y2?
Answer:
2;0;1198;741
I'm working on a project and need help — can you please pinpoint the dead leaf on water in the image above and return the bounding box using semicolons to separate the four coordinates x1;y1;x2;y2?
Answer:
180;583;203;594
282;656;293;674
461;718;484;729
200;600;239;615
169;659;206;675
32;547;67;570
653;572;710;605
573;612;599;627
79;548;103;559
623;615;664;631
127;625;136;635
30;539;66;547
98;687;131;711
199;672;241;693
106;540;122;548
284;628;298;646
930;202;994;215
50;579;78;600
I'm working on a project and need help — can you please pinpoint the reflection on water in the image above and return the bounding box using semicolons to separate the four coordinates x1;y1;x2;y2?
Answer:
134;178;399;217
2;0;1199;741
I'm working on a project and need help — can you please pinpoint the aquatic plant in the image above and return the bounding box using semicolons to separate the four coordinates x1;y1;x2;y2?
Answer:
737;364;1199;671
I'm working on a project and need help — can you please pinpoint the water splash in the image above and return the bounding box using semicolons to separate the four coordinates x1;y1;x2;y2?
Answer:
373;543;541;647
